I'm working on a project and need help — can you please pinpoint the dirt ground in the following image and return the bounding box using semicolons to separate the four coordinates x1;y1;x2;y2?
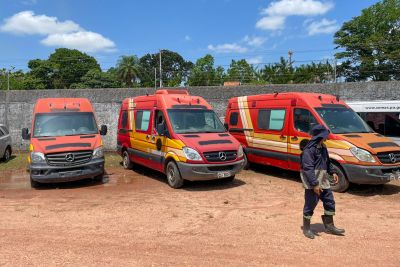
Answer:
0;154;399;266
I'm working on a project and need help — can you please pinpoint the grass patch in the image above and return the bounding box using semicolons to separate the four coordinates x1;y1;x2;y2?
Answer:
0;152;122;172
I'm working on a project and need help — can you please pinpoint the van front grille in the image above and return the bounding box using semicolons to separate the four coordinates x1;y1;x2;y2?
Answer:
203;150;237;162
376;151;400;164
46;150;93;166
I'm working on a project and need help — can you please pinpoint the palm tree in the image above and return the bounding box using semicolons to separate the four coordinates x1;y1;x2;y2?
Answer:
117;56;140;87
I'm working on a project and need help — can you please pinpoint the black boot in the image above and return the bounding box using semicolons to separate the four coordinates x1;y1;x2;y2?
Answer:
321;215;345;235
303;217;315;239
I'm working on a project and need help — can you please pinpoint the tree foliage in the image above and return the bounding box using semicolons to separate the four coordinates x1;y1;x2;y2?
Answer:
334;0;400;81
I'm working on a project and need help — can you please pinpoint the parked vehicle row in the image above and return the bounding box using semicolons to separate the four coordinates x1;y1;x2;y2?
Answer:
0;124;12;162
9;89;400;191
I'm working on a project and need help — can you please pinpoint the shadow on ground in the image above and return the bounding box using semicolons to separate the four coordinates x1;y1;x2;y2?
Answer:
122;161;246;191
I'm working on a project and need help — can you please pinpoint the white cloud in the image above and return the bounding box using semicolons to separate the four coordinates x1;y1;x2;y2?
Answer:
256;16;286;31
263;0;333;17
41;31;116;53
243;35;267;47
184;35;191;41
0;11;81;35
306;18;339;35
256;0;334;31
247;56;263;65
0;11;116;52
207;43;248;53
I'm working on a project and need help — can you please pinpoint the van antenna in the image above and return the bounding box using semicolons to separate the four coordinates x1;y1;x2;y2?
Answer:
318;96;322;101
197;98;200;104
335;95;340;102
146;93;149;96
177;97;181;103
274;92;279;97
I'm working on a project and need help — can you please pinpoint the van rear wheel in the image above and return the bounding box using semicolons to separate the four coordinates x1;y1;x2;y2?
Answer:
122;150;133;170
166;161;184;189
329;163;349;193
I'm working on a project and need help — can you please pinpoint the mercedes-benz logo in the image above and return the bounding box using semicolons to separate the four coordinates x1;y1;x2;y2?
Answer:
65;153;75;162
219;152;227;161
389;153;397;163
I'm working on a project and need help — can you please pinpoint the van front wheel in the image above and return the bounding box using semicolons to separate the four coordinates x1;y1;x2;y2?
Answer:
329;163;349;193
166;161;184;189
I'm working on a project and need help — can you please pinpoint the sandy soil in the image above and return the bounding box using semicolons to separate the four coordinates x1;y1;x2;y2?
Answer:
0;163;399;266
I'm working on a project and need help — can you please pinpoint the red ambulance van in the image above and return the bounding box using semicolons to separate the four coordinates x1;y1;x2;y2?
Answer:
117;89;245;188
22;98;107;188
225;92;400;192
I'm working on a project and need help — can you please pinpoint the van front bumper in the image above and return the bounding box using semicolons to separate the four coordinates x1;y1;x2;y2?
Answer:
30;157;105;183
176;159;245;181
342;164;400;184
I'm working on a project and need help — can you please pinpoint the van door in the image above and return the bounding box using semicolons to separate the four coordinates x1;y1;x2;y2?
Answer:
118;109;131;153
131;109;157;168
288;107;319;170
251;107;289;169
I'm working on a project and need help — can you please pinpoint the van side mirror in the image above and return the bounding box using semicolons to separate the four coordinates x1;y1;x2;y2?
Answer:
224;123;229;131
100;125;108;136
22;128;31;140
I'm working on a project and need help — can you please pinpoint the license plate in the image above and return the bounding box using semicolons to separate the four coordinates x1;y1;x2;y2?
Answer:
217;171;231;178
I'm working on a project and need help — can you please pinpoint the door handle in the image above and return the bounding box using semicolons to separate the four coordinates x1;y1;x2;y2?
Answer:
152;136;156;141
146;135;150;140
291;136;298;141
280;135;286;139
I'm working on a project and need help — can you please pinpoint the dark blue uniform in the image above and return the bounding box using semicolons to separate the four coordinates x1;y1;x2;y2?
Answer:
300;126;336;219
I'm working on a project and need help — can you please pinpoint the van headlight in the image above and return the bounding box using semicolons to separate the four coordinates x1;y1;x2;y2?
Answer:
183;147;202;161
93;146;104;158
237;146;244;158
350;147;376;163
31;152;45;163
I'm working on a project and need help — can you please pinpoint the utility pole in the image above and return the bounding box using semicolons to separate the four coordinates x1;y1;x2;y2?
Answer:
159;50;163;88
154;68;157;90
288;50;294;67
333;59;337;83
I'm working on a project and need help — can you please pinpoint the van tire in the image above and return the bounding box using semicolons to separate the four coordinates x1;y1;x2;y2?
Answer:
3;146;11;162
243;153;250;170
122;150;133;170
30;177;40;189
329;163;349;193
166;161;184;189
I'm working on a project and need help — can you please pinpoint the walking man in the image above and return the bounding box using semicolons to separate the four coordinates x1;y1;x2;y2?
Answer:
301;124;345;239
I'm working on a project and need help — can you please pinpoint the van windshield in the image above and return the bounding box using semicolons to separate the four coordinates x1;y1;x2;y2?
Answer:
167;109;226;134
315;107;373;134
33;112;98;137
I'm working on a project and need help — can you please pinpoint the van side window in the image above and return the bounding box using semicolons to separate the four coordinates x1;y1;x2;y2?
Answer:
135;110;151;131
294;108;318;133
121;111;128;129
258;109;286;131
229;112;239;126
0;128;4;137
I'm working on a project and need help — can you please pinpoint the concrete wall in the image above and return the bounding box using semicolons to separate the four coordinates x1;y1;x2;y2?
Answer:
1;81;399;151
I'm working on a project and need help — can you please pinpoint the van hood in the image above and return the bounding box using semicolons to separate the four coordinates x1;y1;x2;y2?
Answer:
175;132;240;152
31;135;101;154
337;133;400;154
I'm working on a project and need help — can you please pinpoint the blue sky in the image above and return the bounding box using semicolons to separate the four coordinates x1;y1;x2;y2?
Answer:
0;0;381;71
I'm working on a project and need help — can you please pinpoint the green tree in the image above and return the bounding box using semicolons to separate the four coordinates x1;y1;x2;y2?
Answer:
334;0;400;81
71;69;121;89
27;48;101;89
117;55;140;87
261;57;294;84
187;54;224;86
139;50;193;87
226;59;258;84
